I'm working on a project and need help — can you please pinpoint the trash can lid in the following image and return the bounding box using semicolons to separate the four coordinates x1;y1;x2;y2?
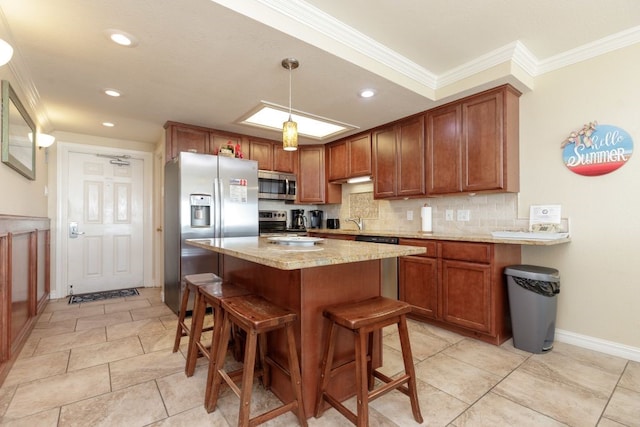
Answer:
504;264;560;282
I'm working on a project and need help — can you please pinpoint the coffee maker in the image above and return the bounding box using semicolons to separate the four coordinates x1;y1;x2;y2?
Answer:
290;209;306;230
309;210;323;228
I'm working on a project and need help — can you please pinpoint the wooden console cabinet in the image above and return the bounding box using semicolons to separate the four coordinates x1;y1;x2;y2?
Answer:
399;238;521;345
0;215;50;385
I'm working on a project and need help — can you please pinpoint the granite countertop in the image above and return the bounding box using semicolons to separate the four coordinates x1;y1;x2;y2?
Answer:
308;228;571;246
185;236;426;270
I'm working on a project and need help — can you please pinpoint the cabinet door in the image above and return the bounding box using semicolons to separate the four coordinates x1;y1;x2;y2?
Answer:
372;126;397;198
167;125;210;161
426;104;461;194
349;133;372;177
397;116;425;197
297;145;325;203
399;256;438;319
462;90;503;191
248;139;274;170
328;140;348;181
273;144;296;173
441;259;492;333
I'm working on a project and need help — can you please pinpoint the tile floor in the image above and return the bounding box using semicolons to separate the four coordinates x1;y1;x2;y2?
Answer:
0;287;638;426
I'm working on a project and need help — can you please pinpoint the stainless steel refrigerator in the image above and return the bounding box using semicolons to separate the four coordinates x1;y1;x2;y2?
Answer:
164;152;258;313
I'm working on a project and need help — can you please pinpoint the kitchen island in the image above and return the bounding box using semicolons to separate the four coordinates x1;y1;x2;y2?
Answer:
185;236;425;418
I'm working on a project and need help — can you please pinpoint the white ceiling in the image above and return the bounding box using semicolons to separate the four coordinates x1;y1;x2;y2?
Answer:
0;0;638;146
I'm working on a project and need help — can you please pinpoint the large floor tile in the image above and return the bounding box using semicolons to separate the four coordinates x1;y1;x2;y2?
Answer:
619;360;640;392
33;327;106;356
2;351;70;387
104;299;151;313
0;407;60;427
384;325;454;361
156;366;208;416
68;335;144;371
146;405;230;426
602;386;640;427
30;319;77;339
452;392;566;426
139;329;178;353
75;310;133;331
443;338;528;377
493;368;609;425
371;377;468;426
109;349;186;390
106;317;167;341
130;305;175;321
3;365;110;420
48;305;105;323
58;380;167;426
414;352;501;404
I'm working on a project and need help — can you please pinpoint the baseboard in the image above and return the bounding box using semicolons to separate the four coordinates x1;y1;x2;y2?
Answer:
556;328;640;362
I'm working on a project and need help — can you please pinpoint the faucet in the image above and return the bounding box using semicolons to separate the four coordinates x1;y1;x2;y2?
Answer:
346;216;363;231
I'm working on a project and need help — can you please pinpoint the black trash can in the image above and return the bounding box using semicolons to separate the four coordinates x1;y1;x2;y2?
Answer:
504;265;560;353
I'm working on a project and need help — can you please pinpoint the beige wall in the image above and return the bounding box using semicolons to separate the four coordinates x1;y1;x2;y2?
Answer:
519;43;640;349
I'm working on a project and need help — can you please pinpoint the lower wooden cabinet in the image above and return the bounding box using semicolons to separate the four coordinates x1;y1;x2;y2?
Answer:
399;238;521;345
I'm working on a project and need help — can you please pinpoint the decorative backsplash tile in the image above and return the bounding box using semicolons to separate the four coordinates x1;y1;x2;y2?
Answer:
349;192;378;219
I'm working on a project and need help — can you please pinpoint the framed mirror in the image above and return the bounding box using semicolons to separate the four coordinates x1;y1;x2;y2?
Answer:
1;80;36;180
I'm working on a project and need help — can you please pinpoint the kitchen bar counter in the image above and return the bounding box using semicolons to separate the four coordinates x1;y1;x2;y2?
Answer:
185;236;425;269
184;236;425;418
308;228;571;245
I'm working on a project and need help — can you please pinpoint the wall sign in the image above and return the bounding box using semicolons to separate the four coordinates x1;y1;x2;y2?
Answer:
561;121;633;176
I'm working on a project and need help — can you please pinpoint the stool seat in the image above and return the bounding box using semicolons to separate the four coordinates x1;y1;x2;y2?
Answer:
315;296;422;426
206;294;307;427
324;297;413;330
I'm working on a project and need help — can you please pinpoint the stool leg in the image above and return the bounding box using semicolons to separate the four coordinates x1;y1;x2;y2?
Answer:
398;316;423;424
185;289;204;377
173;284;190;353
314;321;337;417
354;329;369;427
285;323;308;427
204;303;224;404
239;329;259;427
206;311;232;413
367;331;375;391
258;332;269;389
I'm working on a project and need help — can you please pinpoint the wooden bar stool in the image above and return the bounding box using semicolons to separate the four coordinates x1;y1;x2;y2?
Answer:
172;273;221;359
206;294;307;427
314;296;423;426
187;280;251;385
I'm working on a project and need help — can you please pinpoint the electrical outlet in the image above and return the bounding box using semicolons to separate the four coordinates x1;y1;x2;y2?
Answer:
445;210;454;221
407;210;413;220
457;209;470;221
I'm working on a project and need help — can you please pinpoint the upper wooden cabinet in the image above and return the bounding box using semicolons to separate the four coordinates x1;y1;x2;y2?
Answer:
165;122;210;162
245;137;273;170
327;133;372;182
297;145;340;204
426;85;520;195
373;115;425;199
273;144;296;174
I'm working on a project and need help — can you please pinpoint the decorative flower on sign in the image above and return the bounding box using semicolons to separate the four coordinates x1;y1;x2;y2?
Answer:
561;121;598;148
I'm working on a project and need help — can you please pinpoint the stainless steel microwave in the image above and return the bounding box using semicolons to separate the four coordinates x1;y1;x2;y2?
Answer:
258;170;297;200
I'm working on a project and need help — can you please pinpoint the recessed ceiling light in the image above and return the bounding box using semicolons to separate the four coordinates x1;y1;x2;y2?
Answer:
104;89;121;97
239;102;357;140
102;122;115;127
105;29;138;47
359;89;376;98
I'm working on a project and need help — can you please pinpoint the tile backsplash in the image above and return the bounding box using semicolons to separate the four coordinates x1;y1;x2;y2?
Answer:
322;182;520;234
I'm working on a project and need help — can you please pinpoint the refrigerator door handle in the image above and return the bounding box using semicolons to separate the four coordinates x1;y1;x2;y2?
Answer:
213;177;221;237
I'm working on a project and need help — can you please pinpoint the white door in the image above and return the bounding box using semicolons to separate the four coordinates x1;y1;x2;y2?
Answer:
66;151;144;294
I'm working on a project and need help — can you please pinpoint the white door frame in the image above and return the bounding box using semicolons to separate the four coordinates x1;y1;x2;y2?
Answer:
54;142;154;299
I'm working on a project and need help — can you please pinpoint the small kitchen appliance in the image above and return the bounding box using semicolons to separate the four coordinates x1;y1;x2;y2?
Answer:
291;209;306;230
327;219;340;229
309;210;323;229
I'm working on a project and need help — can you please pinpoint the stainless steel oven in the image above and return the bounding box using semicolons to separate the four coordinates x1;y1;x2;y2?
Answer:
258;171;296;200
259;210;287;234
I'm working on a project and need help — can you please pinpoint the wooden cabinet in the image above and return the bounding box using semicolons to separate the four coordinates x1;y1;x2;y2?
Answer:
273;145;296;173
327;133;372;182
246;137;273;170
165;122;210;162
297;145;340;204
426;85;520;195
373;115;425;199
210;130;245;158
398;238;520;345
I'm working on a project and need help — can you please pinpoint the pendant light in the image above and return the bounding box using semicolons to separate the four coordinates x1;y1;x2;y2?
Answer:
281;58;299;151
0;39;13;66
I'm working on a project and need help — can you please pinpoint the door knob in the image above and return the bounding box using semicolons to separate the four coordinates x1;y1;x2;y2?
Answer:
69;222;85;238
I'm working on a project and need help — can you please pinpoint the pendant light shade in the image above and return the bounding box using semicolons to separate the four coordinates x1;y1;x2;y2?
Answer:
281;58;299;151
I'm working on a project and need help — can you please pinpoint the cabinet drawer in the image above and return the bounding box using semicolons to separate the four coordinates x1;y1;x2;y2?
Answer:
398;239;436;258
440;241;491;263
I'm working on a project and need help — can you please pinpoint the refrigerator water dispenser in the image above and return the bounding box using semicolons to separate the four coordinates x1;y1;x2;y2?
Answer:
190;194;211;227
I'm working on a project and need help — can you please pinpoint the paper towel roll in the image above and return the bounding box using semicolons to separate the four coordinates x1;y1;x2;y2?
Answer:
421;206;432;232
